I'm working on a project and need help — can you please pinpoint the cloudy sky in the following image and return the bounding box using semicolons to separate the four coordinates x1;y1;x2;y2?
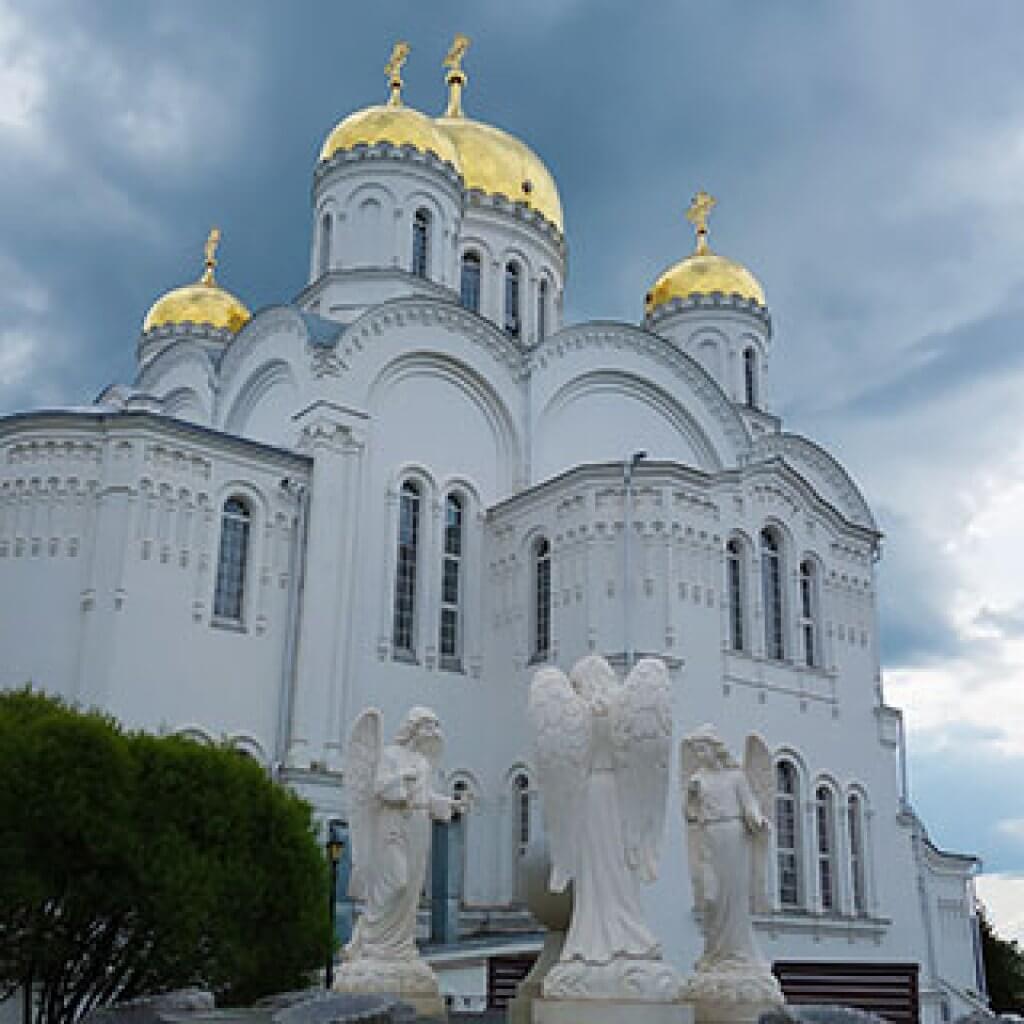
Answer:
3;0;1024;937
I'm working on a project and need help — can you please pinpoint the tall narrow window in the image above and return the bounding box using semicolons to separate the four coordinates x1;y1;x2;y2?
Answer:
537;278;548;341
726;538;745;651
439;493;463;667
514;772;530;852
319;212;332;277
761;528;784;660
460;251;481;312
744;347;758;407
800;559;819;668
392;481;421;656
816;785;836;912
505;261;521;338
849;794;867;914
533;537;551;659
776;761;800;907
412;208;430;278
213;497;250;623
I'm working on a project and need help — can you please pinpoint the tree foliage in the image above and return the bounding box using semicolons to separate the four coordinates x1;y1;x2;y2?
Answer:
980;903;1024;1013
0;689;333;1024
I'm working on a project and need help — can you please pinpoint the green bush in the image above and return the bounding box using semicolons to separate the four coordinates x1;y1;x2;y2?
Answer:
0;689;332;1024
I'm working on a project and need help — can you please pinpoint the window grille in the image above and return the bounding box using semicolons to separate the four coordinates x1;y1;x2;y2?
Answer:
319;213;332;277
800;559;818;668
213;497;251;622
744;347;758;406
392;481;420;655
537;278;548;341
727;538;745;651
776;761;800;907
460;251;481;312
816;785;835;911
761;529;784;660
849;794;867;914
412;209;430;278
505;262;521;338
439;493;463;665
534;537;551;658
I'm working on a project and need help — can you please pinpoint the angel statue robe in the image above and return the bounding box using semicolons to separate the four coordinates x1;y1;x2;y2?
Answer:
529;655;673;972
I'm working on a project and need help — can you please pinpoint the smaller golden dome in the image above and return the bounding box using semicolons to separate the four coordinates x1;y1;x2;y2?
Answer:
645;191;765;315
143;228;251;335
319;41;462;170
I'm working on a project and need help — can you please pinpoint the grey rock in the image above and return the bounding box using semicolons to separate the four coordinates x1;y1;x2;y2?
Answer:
760;1006;888;1024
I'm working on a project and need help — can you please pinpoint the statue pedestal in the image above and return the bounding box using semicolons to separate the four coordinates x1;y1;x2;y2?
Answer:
534;957;690;1024
680;965;785;1024
331;957;446;1020
533;998;694;1024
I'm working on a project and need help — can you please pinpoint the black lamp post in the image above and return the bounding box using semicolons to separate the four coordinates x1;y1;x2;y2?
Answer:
326;821;345;990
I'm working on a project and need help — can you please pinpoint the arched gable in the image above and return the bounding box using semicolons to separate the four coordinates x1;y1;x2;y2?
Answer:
529;321;751;481
222;359;299;447
135;341;216;417
749;433;876;531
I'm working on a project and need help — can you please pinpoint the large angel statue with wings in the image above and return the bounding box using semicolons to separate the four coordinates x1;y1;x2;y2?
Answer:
528;655;682;1002
679;727;784;1014
332;706;461;1015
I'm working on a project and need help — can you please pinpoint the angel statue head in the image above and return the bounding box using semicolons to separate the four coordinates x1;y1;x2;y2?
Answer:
687;724;736;771
395;705;444;764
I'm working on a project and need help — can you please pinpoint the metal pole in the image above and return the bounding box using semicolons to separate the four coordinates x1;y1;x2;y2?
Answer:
326;837;339;990
623;451;646;671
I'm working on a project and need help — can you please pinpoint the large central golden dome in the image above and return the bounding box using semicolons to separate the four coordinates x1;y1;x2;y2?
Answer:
434;36;563;233
143;229;250;335
319;42;462;169
646;191;765;315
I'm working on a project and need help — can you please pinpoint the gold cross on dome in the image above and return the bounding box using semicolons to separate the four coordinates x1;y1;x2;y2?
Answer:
444;33;470;75
686;190;716;254
201;227;220;284
385;41;411;106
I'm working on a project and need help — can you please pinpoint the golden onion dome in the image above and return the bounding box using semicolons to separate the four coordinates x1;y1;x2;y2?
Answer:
143;228;251;335
434;35;563;233
645;191;765;315
319;42;462;170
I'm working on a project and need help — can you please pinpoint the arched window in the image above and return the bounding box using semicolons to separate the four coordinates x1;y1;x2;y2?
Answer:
514;772;531;853
776;760;801;907
318;212;332;277
761;528;785;660
460;251;481;312
800;559;819;668
816;785;836;912
392;481;421;656
412;208;430;278
439;493;464;668
744;347;758;407
726;538;746;652
848;793;867;914
533;537;551;660
537;278;548;341
213;497;251;623
504;261;521;338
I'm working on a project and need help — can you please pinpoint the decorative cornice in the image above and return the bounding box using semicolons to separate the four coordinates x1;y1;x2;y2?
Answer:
308;296;523;379
645;293;772;335
529;322;752;459
313;141;463;192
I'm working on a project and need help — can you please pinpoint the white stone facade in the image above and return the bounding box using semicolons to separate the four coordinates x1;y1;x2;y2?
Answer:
0;124;985;1023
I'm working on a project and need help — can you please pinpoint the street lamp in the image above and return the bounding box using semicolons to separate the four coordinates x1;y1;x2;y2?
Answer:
325;821;345;990
623;450;647;671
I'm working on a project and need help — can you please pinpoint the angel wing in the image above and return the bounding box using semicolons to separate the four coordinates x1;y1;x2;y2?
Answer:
679;734;706;910
528;666;592;893
343;708;382;900
610;658;672;883
743;733;773;914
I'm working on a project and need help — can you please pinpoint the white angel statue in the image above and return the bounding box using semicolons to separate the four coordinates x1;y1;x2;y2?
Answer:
332;705;460;1015
528;655;682;1002
680;726;784;1012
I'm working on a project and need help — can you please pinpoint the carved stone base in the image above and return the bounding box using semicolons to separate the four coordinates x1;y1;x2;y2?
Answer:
533;996;695;1024
331;956;445;1019
543;957;684;1002
680;963;785;1024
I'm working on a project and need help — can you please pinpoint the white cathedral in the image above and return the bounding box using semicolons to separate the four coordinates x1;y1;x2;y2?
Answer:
0;38;987;1024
